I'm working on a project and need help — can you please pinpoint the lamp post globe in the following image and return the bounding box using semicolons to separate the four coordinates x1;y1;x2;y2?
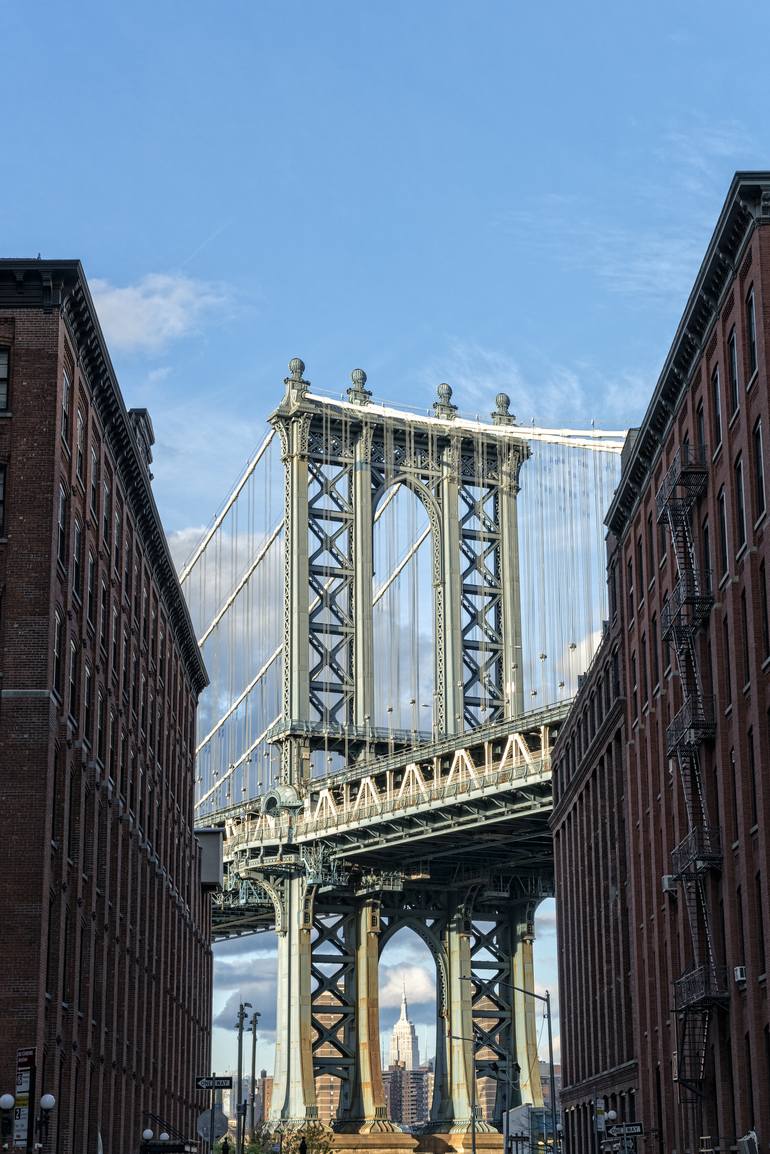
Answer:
159;1134;170;1142
142;1130;154;1142
606;1111;617;1122
0;1096;13;1112
39;1095;55;1112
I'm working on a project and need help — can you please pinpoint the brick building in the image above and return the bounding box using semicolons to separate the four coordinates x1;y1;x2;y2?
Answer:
552;172;770;1154
0;260;213;1152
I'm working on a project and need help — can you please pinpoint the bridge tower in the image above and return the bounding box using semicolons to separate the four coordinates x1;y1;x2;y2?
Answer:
220;361;565;1152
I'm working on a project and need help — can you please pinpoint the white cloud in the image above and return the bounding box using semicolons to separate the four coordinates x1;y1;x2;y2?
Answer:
90;272;229;353
379;963;436;1009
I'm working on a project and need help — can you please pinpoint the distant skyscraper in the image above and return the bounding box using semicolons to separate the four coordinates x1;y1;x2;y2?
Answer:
389;980;420;1069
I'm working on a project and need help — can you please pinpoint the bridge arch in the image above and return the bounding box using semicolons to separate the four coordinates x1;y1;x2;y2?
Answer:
372;478;438;735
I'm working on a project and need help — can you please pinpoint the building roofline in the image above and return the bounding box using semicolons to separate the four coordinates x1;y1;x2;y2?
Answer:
605;170;770;538
0;258;208;694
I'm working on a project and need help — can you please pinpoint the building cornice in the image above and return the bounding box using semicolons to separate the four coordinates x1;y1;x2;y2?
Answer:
0;259;208;695
606;171;770;539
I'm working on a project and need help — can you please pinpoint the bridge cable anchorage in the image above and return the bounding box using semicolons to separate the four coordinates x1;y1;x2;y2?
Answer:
178;428;276;584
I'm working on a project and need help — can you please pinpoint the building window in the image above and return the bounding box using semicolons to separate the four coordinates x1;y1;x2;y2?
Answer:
646;512;655;579
728;328;740;414
609;562;617;619
76;410;84;481
108;711;116;775
83;664;93;743
0;348;9;410
114;509;122;572
711;365;722;448
99;582;108;651
761;562;769;661
696;401;706;452
702;517;711;594
651;614;659;689
86;552;96;623
0;463;6;537
723;617;732;707
640;633;648;704
627;558;634;621
57;484;67;566
658;517;667;565
68;640;78;721
72;520;82;599
753;418;765;521
741;589;750;687
631;651;638;719
747;285;758;379
90;446;99;516
102;479;111;547
735;456;746;551
96;692;105;764
757;873;766;974
718;487;729;578
53;611;64;697
122;629;129;693
112;606;119;672
61;370;71;445
748;728;758;827
636;536;644;603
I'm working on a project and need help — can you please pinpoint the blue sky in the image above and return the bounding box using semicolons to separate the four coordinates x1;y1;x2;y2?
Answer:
5;0;769;1080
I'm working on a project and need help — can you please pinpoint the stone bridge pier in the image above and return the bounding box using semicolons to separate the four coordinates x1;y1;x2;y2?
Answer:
258;865;548;1153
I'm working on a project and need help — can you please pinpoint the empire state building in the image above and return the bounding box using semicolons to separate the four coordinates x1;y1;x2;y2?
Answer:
389;982;420;1070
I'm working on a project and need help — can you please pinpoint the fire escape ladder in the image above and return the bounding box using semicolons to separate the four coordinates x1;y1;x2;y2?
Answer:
656;443;724;1101
677;1006;712;1101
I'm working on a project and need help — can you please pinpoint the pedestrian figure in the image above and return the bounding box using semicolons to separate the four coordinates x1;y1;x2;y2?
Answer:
299;1137;308;1154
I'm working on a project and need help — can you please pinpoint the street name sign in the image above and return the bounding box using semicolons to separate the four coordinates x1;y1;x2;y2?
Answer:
195;1075;233;1090
607;1124;644;1138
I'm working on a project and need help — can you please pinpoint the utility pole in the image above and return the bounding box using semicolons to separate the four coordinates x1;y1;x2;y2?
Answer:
235;1001;252;1154
249;1010;261;1142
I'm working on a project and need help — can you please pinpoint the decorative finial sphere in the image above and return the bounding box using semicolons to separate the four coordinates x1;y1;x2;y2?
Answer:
496;392;511;413
288;357;305;381
437;382;453;402
351;368;367;388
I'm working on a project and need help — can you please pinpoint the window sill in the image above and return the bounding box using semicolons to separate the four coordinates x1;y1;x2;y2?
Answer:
746;368;759;393
729;407;741;431
724;703;733;718
732;838;740;851
712;442;723;465
751;823;759;836
736;542;748;563
719;571;731;590
753;510;766;533
762;654;770;672
0;410;12;419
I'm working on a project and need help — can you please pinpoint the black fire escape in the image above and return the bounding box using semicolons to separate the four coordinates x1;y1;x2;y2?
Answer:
656;443;727;1103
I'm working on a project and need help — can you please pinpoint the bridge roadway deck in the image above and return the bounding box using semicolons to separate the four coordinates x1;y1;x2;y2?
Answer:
210;702;570;938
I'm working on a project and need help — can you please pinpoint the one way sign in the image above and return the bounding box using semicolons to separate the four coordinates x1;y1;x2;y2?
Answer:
195;1075;233;1090
607;1124;644;1138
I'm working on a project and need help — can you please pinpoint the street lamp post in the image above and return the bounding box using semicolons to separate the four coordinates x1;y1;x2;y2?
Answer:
249;1010;261;1142
235;1001;252;1154
460;976;558;1150
34;1093;56;1151
0;1095;14;1152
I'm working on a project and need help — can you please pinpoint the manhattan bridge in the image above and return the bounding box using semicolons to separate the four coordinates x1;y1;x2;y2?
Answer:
181;359;625;1151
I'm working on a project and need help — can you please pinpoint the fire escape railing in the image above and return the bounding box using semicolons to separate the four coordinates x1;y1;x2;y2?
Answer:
656;440;723;1103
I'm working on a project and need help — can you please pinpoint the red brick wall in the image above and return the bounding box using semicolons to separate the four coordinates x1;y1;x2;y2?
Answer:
0;295;212;1153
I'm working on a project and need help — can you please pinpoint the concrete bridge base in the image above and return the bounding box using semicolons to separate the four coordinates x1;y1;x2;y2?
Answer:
332;1131;419;1154
416;1132;504;1154
331;1134;503;1154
